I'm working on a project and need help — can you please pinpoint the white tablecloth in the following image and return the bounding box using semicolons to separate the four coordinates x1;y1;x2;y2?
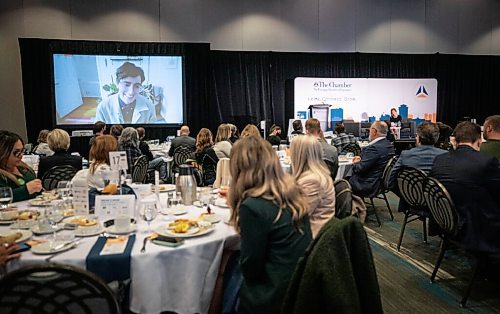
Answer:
3;195;239;314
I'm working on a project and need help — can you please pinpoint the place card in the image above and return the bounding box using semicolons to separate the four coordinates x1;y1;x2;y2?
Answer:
109;151;128;171
95;195;135;221
72;178;89;215
100;236;128;255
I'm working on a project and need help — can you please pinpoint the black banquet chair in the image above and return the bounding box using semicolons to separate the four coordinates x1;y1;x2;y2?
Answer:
423;177;489;308
0;263;120;314
340;142;361;156
41;165;78;191
131;155;149;183
172;145;194;174
396;167;429;251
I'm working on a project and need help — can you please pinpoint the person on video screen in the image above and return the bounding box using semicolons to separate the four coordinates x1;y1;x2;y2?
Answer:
95;62;157;124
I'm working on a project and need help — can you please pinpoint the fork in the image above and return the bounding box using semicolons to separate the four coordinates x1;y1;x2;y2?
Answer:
140;236;149;253
45;240;80;262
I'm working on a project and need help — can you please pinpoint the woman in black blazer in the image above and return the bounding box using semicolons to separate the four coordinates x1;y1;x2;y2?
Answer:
37;129;82;180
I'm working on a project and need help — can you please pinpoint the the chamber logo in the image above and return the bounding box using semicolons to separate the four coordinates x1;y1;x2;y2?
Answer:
416;85;428;98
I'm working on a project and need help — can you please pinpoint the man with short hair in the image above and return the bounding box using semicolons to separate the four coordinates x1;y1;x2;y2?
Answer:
168;125;196;157
136;127;168;182
332;123;357;152
349;121;395;197
266;125;282;146
305;118;339;175
431;121;500;253
481;115;500;161
89;121;106;147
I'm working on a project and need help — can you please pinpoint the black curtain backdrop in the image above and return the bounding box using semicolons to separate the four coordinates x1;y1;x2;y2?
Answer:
18;38;500;148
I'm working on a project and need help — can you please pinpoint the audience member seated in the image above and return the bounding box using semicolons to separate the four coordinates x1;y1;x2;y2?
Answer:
0;130;42;201
109;124;123;141
384;121;396;143
195;128;219;186
240;124;261;138
290;135;335;238
213;124;233;159
291;120;304;135
435;122;454;151
228;123;240;143
72;135;118;189
227;136;312;313
332;123;357;152
387;122;447;210
349;121;395;197
33;129;54;156
168;125;196;157
89;120;106;147
266;124;282;146
305;118;339;170
119;127;143;173
431;121;500;253
136;127;168;181
480;114;500;161
37;129;83;180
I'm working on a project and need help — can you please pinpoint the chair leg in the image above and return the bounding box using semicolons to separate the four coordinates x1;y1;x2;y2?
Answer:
382;192;394;220
460;255;484;308
431;239;447;283
422;217;428;244
397;212;410;251
370;198;381;227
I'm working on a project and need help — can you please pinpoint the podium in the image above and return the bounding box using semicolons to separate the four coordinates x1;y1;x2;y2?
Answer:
308;104;331;131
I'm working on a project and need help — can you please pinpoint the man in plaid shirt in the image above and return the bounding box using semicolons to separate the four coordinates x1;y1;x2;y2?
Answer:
332;123;357;152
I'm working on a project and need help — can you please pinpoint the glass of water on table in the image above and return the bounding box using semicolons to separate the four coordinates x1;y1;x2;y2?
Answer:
0;187;13;210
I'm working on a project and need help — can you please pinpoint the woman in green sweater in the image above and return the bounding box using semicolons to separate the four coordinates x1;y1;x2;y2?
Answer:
227;136;312;313
0;131;42;202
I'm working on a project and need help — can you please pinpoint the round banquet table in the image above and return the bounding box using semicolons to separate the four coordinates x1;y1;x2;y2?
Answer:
2;193;239;314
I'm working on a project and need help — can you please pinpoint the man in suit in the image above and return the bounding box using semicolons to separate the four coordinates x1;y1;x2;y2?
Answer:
349;121;394;197
431;121;500;253
168;125;196;157
387;122;447;212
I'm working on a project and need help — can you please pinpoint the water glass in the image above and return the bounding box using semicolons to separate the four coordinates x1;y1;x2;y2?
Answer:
198;188;212;213
0;187;13;210
138;200;158;233
46;203;64;246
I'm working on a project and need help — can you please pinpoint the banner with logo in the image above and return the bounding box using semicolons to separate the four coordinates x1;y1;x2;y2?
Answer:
294;78;437;125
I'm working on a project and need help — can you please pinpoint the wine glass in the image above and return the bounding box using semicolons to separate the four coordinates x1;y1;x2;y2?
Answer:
0;187;13;210
198;188;212;213
45;203;64;247
138;200;158;233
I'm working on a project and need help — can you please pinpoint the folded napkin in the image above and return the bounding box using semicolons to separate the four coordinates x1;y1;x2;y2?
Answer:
86;235;135;283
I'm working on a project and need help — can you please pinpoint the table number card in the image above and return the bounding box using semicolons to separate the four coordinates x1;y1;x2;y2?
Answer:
95;195;135;221
72;178;89;215
109;151;128;171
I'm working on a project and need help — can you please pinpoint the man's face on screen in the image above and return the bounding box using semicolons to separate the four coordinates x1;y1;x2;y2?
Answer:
118;76;142;104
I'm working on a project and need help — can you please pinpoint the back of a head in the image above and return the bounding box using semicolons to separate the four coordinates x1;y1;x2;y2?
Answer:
416;122;439;145
240;124;261;138
119;127;139;147
216;124;231;142
196;128;214;152
93;121;106;134
90;135;117;165
37;129;50;143
47;129;70;152
454;121;481;144
335;123;345;134
290;135;326;179
485;115;500;132
372;121;388;136
292;120;303;132
136;127;145;140
110;125;123;138
305;118;321;135
180;125;190;136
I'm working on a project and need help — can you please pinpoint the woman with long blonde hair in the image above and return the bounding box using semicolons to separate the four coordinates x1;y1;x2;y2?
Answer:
227;136;311;313
290;135;335;237
240;124;261;138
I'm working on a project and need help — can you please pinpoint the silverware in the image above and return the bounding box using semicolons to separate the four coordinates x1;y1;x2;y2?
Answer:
45;240;80;262
140;236;149;253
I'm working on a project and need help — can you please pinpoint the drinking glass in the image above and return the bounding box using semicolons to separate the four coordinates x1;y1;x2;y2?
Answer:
0;187;13;210
138;200;158;233
57;181;71;200
198;188;212;213
45;203;64;246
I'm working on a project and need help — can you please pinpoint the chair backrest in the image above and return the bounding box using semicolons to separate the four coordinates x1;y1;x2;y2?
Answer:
0;263;120;314
396;166;427;209
423;177;459;237
213;158;231;188
200;151;217;186
334;179;353;219
340;143;361;156
324;159;338;181
173;145;194;171
131;155;149;183
41;165;78;190
381;155;398;191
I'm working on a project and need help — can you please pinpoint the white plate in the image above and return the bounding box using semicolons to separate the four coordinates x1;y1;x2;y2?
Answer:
31;241;77;255
74;225;105;237
160;207;188;216
0;210;19;221
63;216;99;227
0;220;15;225
198;213;222;223
155;225;215;238
28;199;53;207
10;220;38;230
0;229;32;243
152;184;176;193
30;225;62;235
106;224;137;235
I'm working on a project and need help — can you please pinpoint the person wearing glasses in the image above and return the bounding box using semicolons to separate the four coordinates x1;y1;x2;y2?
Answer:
0;131;43;202
95;62;157;124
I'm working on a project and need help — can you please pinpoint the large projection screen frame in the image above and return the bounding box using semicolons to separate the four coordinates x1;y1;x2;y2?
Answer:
50;52;187;129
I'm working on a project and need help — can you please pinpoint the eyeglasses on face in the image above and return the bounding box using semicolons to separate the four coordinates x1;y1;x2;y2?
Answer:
12;150;23;158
